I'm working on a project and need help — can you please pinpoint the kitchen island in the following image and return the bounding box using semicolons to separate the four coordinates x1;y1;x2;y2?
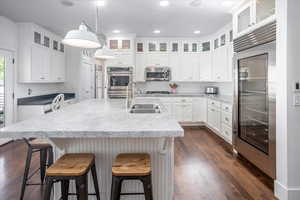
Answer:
0;99;184;200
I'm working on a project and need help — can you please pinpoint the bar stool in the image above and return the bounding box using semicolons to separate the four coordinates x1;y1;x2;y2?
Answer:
111;153;153;200
43;153;101;200
20;139;53;200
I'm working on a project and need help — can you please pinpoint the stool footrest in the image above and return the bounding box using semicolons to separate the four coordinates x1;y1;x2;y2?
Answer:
120;192;145;195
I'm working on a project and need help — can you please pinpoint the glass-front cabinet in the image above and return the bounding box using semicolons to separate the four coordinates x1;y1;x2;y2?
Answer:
233;0;275;38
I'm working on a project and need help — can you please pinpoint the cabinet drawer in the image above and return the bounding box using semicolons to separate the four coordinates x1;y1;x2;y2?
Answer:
222;103;232;113
208;99;221;108
221;123;232;143
221;111;232;127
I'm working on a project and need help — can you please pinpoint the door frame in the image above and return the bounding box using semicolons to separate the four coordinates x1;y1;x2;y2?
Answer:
0;48;15;126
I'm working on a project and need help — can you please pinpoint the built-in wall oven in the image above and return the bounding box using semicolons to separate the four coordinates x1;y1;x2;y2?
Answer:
107;67;133;98
145;67;171;81
233;21;276;178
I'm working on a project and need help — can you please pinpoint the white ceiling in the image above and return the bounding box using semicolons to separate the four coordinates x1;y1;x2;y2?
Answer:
0;0;240;37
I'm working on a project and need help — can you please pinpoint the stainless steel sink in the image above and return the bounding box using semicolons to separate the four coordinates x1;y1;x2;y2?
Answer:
129;104;161;114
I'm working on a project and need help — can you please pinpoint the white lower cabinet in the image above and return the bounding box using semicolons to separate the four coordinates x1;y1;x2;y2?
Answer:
192;98;207;122
173;103;193;122
207;106;221;132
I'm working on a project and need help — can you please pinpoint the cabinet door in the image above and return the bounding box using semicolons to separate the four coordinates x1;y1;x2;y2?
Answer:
31;45;50;81
207;107;221;132
173;103;183;122
118;52;134;66
135;54;146;82
163;103;174;119
146;53;169;66
212;46;228;81
182;103;193;122
236;3;253;34
192;98;207;122
51;51;65;82
180;54;195;81
200;51;212;81
255;0;275;24
169;54;181;81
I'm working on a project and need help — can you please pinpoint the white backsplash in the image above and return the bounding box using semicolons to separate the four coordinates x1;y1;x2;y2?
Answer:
135;82;233;96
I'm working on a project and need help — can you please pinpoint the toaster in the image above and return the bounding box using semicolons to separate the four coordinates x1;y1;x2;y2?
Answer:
205;87;218;95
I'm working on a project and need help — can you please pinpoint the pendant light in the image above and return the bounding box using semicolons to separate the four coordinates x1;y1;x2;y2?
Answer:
94;7;115;60
62;22;101;49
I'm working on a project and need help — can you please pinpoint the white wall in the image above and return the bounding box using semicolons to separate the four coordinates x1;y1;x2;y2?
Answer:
275;0;300;199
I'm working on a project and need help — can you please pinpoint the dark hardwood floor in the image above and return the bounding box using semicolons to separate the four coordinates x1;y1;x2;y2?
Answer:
0;127;276;200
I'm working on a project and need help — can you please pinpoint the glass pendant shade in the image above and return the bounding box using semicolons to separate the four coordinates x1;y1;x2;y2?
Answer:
94;46;115;60
62;23;101;49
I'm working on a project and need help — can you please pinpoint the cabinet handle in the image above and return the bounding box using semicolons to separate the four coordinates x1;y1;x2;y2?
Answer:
40;77;45;80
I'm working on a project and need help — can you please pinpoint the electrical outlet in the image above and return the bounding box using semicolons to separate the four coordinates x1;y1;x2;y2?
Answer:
294;94;300;106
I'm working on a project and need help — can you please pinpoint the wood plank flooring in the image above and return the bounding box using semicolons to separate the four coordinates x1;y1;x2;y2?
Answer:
0;127;276;200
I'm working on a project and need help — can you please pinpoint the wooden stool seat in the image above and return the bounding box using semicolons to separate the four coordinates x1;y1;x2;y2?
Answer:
46;153;94;177
29;139;51;148
112;153;151;176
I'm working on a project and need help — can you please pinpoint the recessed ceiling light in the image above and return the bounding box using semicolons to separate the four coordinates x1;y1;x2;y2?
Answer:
112;30;120;34
159;0;170;7
221;0;234;7
153;30;161;34
194;30;201;34
95;0;106;7
60;0;74;7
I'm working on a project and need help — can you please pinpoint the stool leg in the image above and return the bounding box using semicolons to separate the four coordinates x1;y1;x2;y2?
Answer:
110;176;122;200
47;147;53;167
20;146;33;200
61;180;69;200
141;175;153;200
91;163;101;200
40;148;47;184
43;177;54;200
76;175;88;200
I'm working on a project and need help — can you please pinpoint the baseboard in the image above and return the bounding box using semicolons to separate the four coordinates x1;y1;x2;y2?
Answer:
275;180;300;200
179;122;205;127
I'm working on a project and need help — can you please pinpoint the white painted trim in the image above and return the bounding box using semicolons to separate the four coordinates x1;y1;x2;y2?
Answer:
275;180;300;200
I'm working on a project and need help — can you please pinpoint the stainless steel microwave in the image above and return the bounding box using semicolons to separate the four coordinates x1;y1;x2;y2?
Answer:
145;67;171;81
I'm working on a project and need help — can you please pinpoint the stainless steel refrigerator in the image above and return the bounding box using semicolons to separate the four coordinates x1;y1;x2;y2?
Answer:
233;21;276;179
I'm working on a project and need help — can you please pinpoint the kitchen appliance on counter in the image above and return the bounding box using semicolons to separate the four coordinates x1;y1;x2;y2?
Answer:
233;21;276;179
107;67;133;98
205;87;218;95
145;67;171;81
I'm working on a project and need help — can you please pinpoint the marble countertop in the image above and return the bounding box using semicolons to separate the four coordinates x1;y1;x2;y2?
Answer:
135;93;233;103
0;99;184;139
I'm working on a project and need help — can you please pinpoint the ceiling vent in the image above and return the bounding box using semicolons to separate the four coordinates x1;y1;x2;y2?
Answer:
234;20;276;52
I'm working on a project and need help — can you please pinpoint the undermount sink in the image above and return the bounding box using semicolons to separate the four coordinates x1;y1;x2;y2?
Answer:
129;103;161;114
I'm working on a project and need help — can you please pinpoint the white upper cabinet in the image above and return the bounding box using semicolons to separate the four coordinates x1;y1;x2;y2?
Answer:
212;45;228;82
146;53;169;66
31;45;51;81
232;0;275;38
200;41;212;81
135;53;146;82
18;23;66;83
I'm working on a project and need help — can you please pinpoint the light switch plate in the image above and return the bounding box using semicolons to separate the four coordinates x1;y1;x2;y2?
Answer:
294;94;300;106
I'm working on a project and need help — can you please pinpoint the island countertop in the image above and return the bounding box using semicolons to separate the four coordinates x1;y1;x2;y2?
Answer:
0;99;184;139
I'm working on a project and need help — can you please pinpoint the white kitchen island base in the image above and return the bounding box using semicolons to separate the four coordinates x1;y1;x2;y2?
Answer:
50;137;174;200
